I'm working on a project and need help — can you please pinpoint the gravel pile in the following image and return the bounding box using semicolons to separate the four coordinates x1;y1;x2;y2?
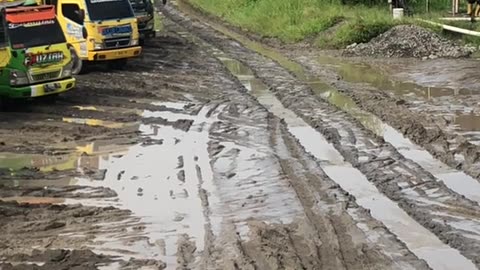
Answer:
343;25;473;59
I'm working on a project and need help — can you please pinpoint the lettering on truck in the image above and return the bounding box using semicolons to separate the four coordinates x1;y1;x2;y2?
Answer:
98;24;132;36
25;52;65;66
8;19;55;29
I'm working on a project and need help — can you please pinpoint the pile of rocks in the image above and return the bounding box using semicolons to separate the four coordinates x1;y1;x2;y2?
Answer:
343;25;473;59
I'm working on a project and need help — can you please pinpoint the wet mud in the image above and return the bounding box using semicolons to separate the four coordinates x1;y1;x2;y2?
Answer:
164;1;480;268
1;1;479;269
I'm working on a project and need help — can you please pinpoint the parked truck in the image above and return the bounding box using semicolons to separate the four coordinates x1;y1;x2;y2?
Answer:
129;0;166;44
0;1;76;99
40;0;142;74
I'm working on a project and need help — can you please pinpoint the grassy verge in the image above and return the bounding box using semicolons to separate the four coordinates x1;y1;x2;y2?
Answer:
187;0;458;48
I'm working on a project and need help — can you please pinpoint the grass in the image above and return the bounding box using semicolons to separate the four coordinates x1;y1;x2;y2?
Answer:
188;0;460;48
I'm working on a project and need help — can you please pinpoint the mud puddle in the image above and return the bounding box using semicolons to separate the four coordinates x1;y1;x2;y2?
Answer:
218;54;476;270
0;99;219;268
373;58;480;92
312;55;480;136
68;101;221;268
314;56;469;99
211;28;480;207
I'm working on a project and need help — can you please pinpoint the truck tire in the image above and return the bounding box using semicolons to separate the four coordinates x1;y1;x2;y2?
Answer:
72;58;83;75
70;46;87;75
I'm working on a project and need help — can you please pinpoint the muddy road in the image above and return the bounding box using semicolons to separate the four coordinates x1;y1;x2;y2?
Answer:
1;1;480;269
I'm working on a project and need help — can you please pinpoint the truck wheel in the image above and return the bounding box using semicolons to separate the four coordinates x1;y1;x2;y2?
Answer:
108;59;128;70
70;47;87;75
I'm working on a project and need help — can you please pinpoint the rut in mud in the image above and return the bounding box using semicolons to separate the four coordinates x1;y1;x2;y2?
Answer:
1;1;480;269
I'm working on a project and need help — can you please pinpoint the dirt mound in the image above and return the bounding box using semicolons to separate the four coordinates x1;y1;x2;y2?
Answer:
343;25;472;58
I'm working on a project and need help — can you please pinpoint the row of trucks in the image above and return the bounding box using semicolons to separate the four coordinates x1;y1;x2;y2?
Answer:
0;0;163;100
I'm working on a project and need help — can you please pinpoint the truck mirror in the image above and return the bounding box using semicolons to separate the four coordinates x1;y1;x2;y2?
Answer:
78;9;85;22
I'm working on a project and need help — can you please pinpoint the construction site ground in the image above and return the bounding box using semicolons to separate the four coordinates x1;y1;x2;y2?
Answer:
2;1;480;269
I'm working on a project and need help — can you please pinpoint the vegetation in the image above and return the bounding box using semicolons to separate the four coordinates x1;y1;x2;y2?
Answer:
188;0;462;48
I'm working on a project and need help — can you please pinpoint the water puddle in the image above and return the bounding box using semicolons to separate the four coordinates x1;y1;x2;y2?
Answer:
314;56;469;99
381;125;480;203
219;54;477;270
71;102;221;268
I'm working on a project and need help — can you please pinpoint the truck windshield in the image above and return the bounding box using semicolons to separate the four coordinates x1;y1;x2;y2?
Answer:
7;19;66;49
86;0;134;21
130;0;150;12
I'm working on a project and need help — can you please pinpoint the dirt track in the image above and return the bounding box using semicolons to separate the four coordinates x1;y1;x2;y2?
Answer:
2;1;480;269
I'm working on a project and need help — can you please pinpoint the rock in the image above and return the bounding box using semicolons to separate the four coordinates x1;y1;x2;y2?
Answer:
347;43;358;49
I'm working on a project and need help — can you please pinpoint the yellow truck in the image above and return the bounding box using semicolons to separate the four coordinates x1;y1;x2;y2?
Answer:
0;2;76;100
41;0;142;74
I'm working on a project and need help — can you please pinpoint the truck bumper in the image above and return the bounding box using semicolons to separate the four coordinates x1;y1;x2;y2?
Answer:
6;77;76;98
87;46;142;61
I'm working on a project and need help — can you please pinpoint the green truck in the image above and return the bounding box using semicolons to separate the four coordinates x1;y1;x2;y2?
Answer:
0;1;75;102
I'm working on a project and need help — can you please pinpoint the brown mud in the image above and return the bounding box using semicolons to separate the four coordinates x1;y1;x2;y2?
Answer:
164;1;480;268
1;1;479;269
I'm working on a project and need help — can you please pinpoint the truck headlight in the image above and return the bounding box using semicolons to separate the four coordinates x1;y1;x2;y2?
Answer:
94;42;103;50
131;39;139;46
9;70;29;86
90;38;103;50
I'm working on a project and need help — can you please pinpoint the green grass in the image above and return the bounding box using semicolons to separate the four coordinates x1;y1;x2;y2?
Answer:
189;0;346;42
188;0;461;48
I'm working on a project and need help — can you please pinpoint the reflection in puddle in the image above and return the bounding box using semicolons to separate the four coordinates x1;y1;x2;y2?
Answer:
72;102;221;267
0;152;77;172
0;141;131;173
454;114;480;132
0;179;77;188
220;55;477;270
73;106;103;111
62;118;128;129
0;196;66;204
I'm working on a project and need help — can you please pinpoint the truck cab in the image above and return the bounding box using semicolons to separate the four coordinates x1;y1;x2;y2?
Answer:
129;0;165;44
0;2;75;99
43;0;142;74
